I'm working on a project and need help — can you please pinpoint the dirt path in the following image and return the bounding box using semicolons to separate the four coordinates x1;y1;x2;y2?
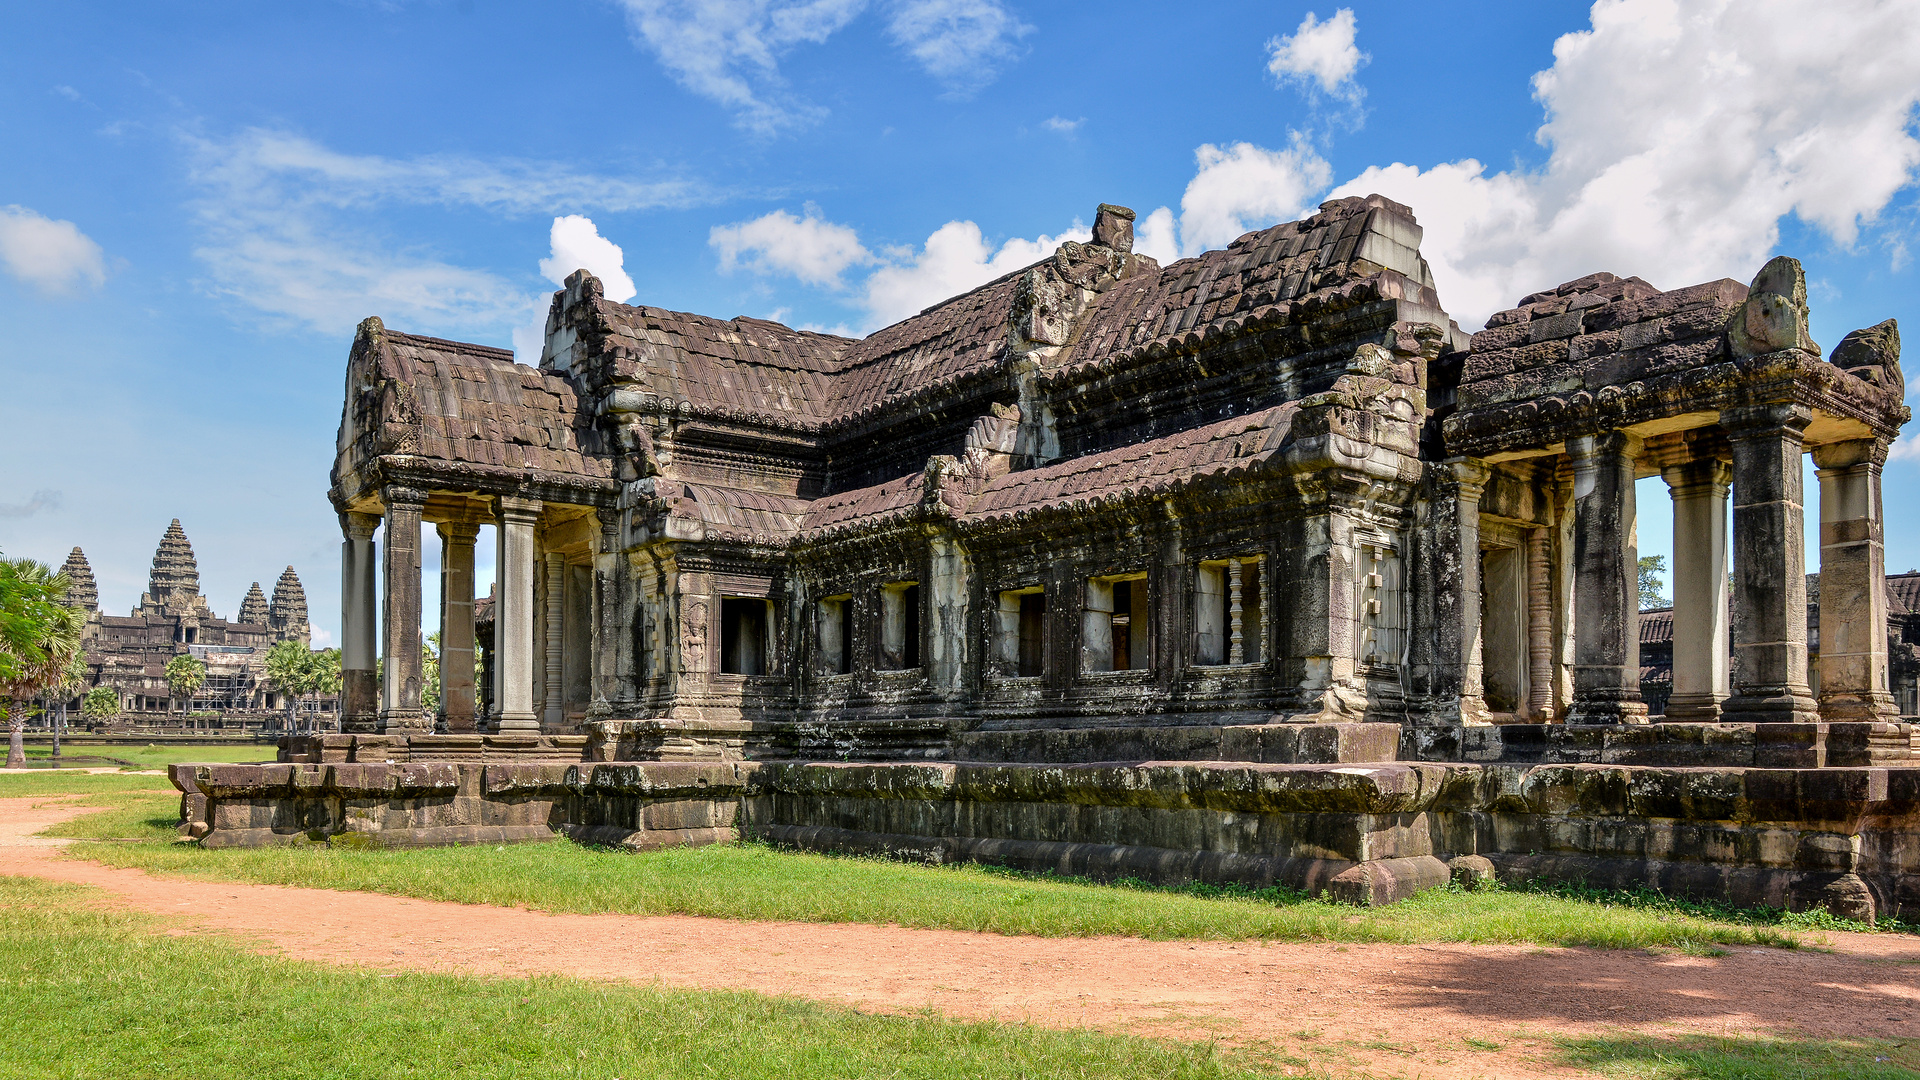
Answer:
4;796;1918;1079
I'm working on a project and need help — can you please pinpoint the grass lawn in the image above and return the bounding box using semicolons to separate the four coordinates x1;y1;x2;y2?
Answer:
0;876;1294;1080
0;771;179;797
15;742;273;770
40;786;1840;951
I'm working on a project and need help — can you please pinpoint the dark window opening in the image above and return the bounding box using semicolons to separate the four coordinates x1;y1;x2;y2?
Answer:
818;595;852;675
720;597;770;676
879;583;920;670
1083;575;1149;672
1196;558;1264;665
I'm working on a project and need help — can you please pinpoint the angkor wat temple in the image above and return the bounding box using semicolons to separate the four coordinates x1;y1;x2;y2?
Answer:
180;196;1920;922
63;521;326;727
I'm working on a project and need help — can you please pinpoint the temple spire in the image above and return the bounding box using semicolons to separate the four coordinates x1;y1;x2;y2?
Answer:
237;582;270;625
61;547;97;612
148;519;200;608
269;565;310;643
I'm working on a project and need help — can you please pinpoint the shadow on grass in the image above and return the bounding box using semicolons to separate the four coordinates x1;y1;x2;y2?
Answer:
1553;1033;1920;1079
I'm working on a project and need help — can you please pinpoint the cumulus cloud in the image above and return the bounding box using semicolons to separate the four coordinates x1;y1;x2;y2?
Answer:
185;129;698;337
1266;9;1366;104
1041;116;1083;134
540;216;638;301
617;0;1028;132
1132;138;1336;262
862;218;1087;326
885;0;1031;91
704;204;1087;330
0;489;62;519
711;207;874;286
1325;0;1920;327
0;206;106;294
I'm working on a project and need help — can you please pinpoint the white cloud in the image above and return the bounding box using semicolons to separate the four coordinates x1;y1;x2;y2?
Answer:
540;216;638;301
618;0;1028;131
862;217;1087;327
885;0;1031;91
0;489;62;519
0;206;106;294
1041;116;1083;134
1266;9;1366;103
1325;0;1920;328
711;208;874;286
1136;138;1334;260
185;129;697;337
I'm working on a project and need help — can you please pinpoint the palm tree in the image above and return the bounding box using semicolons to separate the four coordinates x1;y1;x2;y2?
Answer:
165;653;206;726
263;639;312;733
49;652;86;760
1;556;84;768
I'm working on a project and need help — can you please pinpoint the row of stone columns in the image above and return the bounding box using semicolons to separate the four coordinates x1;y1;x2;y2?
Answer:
337;491;548;734
1560;404;1894;725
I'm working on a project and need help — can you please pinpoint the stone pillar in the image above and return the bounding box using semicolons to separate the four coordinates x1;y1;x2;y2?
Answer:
1723;405;1819;724
1813;437;1897;722
1566;432;1648;724
591;511;627;716
543;550;566;731
1661;457;1732;720
494;497;542;732
1446;461;1490;722
379;486;429;733
338;512;380;733
1526;528;1554;718
436;519;481;733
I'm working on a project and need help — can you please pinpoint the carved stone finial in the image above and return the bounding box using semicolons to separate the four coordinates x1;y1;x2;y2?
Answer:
1092;204;1135;253
1831;318;1902;392
1730;255;1818;357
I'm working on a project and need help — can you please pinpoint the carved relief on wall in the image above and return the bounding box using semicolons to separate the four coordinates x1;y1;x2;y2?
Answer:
682;598;709;674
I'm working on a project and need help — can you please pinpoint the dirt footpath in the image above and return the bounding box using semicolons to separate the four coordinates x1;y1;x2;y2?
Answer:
4;796;1918;1079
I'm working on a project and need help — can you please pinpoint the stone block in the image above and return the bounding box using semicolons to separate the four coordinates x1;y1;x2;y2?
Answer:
1327;856;1451;906
1446;854;1497;889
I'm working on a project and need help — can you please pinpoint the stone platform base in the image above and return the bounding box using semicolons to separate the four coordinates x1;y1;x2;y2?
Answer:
171;757;1920;920
281;733;591;763
1409;720;1916;768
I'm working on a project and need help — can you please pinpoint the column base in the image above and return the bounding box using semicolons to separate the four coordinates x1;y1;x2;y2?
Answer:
340;712;381;735
1565;691;1650;726
380;710;433;734
1818;691;1900;724
441;711;477;734
1721;687;1820;725
496;712;541;733
1662;693;1725;722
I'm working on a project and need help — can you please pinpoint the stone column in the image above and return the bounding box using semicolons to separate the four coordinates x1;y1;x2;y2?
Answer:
1813;437;1898;722
1566;432;1648;724
338;512;380;733
543;550;566;731
1723;404;1820;724
436;518;481;732
1661;458;1733;720
591;511;627;716
379;486;430;733
494;497;542;732
1526;528;1554;718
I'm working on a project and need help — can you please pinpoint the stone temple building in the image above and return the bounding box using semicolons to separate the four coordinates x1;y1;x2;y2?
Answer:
180;196;1920;923
65;521;328;726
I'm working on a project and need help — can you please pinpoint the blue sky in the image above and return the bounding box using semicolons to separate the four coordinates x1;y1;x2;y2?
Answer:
3;0;1918;643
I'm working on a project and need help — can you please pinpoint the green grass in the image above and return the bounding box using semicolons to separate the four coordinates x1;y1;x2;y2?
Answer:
16;742;272;770
0;771;179;796
41;789;1808;950
1554;1033;1919;1079
0;876;1296;1080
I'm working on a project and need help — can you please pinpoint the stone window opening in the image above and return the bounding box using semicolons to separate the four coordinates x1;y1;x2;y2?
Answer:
1083;574;1149;672
878;582;920;671
1358;542;1403;670
1479;543;1528;713
994;587;1046;677
1195;556;1264;665
817;594;853;676
719;596;772;676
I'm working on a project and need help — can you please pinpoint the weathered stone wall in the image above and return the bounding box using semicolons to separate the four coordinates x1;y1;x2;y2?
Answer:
175;755;1920;921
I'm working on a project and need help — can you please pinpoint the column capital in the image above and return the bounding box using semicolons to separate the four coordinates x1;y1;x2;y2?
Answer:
435;518;483;544
1660;457;1734;498
1811;436;1889;471
1721;402;1812;439
340;512;380;542
497;496;544;525
382;484;430;510
1445;457;1492;500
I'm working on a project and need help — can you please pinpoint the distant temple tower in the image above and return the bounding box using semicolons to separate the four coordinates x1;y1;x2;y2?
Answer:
61;547;97;612
269;566;310;645
237;582;270;626
140;519;211;620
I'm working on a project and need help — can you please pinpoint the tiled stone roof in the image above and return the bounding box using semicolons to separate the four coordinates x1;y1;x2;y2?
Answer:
376;331;608;477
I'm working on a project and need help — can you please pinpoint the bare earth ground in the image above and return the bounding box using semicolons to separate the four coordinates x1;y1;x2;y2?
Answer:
3;796;1918;1079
